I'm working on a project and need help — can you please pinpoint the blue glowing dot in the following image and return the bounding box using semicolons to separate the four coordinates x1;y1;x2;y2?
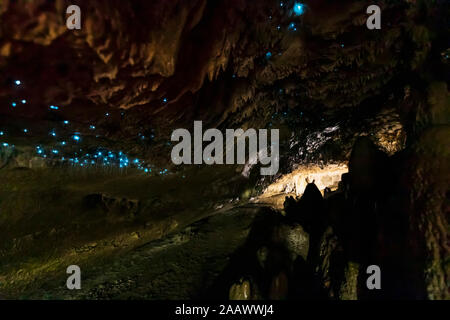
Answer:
341;44;345;48
52;149;59;154
2;143;9;147
288;22;297;31
280;2;284;7
105;113;110;116
277;25;281;30
23;129;28;133
89;125;96;130
49;105;59;110
63;120;69;124
15;80;21;85
50;131;57;137
73;135;81;141
21;100;26;104
11;102;17;107
61;141;66;145
163;98;168;103
98;152;102;156
293;3;305;16
266;52;272;59
0;131;3;136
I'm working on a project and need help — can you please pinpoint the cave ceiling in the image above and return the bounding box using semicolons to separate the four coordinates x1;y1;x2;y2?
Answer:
0;0;448;169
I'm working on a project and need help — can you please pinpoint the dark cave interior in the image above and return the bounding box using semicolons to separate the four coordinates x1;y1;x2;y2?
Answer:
0;0;449;300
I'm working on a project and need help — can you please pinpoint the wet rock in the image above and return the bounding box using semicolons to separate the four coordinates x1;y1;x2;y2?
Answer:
316;226;345;299
83;193;140;220
269;271;289;300
229;278;251;300
256;246;269;269
271;224;309;261
339;262;359;300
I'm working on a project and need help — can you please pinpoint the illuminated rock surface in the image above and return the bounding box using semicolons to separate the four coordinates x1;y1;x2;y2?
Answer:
0;0;448;300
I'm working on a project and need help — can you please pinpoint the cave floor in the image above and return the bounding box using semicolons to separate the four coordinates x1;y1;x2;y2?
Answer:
0;165;267;299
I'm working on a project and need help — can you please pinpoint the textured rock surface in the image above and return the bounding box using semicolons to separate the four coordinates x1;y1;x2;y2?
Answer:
0;0;448;300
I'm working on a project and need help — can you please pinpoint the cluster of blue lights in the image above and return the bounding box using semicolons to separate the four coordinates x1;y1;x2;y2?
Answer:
29;144;167;174
288;22;297;31
272;2;305;33
293;3;305;16
10;79;27;108
2;78;171;177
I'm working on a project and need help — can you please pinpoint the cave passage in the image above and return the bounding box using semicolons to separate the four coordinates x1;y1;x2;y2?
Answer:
0;0;448;301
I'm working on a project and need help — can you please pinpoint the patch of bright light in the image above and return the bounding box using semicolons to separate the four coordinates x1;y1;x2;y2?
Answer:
293;3;305;16
288;22;297;31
